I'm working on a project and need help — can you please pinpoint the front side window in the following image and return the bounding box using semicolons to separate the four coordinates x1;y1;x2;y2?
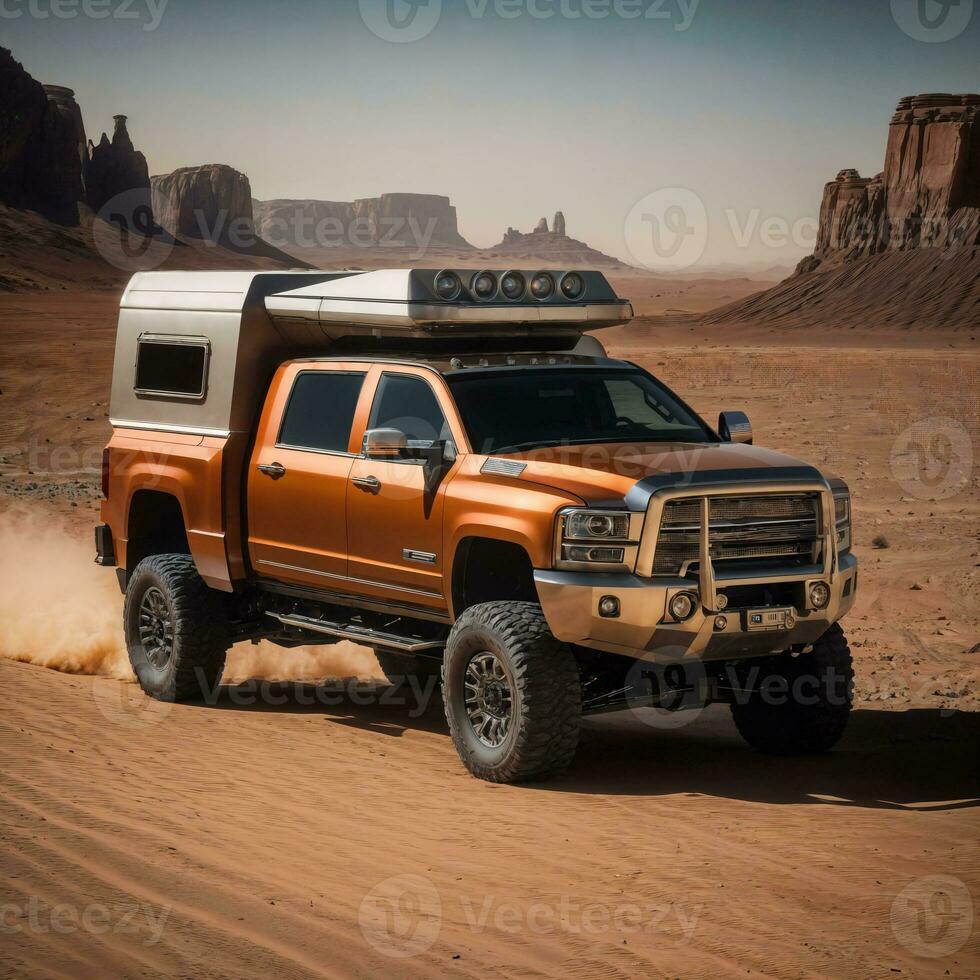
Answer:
134;337;209;398
446;367;713;454
277;371;366;453
368;374;449;449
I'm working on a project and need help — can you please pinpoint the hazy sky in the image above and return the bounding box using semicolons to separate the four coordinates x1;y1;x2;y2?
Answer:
5;0;979;267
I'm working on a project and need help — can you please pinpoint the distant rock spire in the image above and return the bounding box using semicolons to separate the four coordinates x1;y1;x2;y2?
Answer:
553;210;566;237
533;216;549;234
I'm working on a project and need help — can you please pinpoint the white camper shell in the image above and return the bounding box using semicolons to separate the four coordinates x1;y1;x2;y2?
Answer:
109;269;633;437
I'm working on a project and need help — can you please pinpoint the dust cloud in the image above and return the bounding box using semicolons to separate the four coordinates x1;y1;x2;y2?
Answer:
0;505;382;683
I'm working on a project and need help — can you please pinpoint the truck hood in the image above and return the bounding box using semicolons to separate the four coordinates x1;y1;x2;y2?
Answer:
497;441;826;507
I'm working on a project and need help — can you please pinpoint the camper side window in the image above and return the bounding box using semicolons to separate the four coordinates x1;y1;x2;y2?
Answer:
134;337;210;399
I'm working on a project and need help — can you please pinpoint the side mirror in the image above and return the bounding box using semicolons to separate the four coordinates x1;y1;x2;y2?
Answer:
363;427;408;459
719;411;752;445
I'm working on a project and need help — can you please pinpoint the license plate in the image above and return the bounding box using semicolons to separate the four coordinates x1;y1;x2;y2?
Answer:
745;607;795;631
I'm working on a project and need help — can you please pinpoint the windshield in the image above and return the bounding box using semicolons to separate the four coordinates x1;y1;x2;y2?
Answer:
445;366;715;454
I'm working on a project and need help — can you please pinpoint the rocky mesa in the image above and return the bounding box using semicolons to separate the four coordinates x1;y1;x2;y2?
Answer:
704;94;980;330
151;164;253;242
807;94;980;266
252;193;471;250
151;164;305;266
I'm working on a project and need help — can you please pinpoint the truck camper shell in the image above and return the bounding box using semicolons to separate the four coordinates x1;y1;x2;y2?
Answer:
109;268;633;437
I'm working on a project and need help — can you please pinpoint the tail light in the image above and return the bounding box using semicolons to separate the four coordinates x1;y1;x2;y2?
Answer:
101;448;110;498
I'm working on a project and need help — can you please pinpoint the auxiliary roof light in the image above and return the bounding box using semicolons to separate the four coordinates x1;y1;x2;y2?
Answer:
530;272;555;300
560;272;585;300
471;270;497;301
500;271;526;300
434;270;463;301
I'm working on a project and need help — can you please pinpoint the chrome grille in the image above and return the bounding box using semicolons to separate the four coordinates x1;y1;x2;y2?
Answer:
653;494;820;575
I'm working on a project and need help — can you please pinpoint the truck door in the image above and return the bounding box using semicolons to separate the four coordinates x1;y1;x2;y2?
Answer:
346;370;460;606
247;366;368;589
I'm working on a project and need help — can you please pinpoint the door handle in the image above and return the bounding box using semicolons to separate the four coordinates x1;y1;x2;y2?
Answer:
257;462;286;479
352;475;382;494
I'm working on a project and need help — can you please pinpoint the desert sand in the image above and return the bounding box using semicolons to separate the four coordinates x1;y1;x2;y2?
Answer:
1;288;978;978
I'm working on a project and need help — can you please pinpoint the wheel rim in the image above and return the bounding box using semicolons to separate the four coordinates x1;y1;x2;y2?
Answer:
463;651;514;748
138;586;174;669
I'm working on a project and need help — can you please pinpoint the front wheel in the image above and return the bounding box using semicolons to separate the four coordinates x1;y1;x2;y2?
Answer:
731;623;854;754
442;602;581;783
123;554;230;703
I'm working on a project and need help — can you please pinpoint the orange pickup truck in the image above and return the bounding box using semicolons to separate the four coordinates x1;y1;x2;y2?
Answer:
96;269;857;782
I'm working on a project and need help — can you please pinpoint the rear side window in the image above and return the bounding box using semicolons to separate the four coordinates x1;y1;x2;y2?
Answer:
134;337;209;398
277;371;366;453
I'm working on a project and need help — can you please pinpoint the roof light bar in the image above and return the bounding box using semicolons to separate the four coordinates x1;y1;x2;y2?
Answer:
264;268;633;339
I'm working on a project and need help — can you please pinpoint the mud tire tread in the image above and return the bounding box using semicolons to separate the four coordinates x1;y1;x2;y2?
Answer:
443;601;581;783
124;554;229;703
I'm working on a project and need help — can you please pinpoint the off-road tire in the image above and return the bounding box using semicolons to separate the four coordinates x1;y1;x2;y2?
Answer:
442;601;581;783
731;623;853;754
374;650;442;686
124;554;230;703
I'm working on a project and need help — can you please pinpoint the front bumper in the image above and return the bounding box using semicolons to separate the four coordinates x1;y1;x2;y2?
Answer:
534;553;857;663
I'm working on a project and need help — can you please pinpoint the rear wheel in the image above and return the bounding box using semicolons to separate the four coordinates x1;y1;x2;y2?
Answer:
123;554;229;703
731;623;853;754
442;601;581;783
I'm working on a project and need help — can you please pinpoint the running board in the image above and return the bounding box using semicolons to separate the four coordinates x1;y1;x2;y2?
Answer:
265;611;445;655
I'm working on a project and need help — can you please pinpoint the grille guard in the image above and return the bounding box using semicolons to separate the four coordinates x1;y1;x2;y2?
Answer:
635;480;838;613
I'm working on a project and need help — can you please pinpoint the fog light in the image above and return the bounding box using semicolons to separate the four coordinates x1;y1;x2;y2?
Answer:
714;615;728;631
668;591;697;622
809;581;831;609
598;595;620;618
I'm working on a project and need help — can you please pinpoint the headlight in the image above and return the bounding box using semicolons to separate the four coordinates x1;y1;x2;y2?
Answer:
832;484;851;556
556;508;642;571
